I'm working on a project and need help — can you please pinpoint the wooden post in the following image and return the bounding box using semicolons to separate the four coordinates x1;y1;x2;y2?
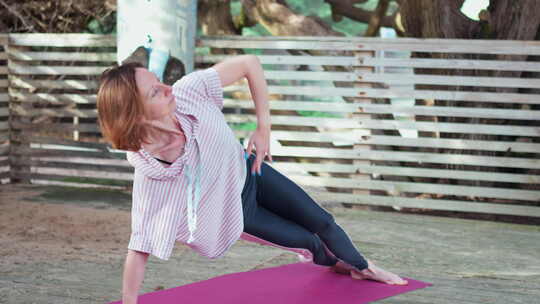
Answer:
6;42;31;184
352;50;375;198
0;35;9;183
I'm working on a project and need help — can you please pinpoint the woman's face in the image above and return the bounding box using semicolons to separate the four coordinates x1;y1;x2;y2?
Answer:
134;68;175;121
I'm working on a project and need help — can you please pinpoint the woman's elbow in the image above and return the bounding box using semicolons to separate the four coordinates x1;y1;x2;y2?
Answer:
245;54;260;64
243;54;261;72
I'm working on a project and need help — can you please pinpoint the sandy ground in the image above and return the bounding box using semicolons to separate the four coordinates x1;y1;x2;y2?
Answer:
1;184;540;304
0;186;131;266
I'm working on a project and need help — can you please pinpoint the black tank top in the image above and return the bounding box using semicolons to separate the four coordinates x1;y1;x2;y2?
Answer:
154;157;173;165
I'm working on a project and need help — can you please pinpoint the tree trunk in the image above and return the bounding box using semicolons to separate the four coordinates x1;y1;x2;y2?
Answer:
398;0;540;192
198;0;239;36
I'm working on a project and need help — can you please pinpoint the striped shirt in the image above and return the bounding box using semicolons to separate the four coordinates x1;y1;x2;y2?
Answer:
126;67;247;260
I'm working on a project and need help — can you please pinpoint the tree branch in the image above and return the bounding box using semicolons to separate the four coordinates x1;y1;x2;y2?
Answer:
365;0;390;36
0;0;35;31
324;0;395;28
241;0;343;36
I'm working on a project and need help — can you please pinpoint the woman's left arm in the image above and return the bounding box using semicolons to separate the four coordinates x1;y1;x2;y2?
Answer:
212;55;272;175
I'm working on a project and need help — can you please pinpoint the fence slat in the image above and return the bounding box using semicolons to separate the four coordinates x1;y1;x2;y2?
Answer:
9;77;98;91
9;34;116;47
225;85;540;104
270;130;363;145
358;104;540;120
224;99;360;112
362;58;540;72
197;54;357;66
357;135;540;154
269;146;540;169
8;63;107;75
30;167;133;181
8;50;116;62
224;114;540;137
199;54;540;72
289;174;540;201
13;159;132;173
272;162;540;184
201;35;540;47
198;36;540;55
224;114;360;128
358;73;540;89
267;131;540;153
357;119;540;137
198;39;361;51
11;121;99;132
231;70;540;89
11;105;96;118
11;146;124;159
264;70;356;82
310;191;540;217
11;135;109;151
357;42;540;55
10;92;96;104
11;172;132;186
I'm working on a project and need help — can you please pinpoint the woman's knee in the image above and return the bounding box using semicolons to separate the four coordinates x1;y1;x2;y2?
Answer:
314;214;337;235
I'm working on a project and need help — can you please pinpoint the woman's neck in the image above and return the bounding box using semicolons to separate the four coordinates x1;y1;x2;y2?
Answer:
142;114;184;155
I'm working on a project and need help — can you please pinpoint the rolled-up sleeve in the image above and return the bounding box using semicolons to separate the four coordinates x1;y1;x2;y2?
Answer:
199;67;224;110
127;174;179;261
173;67;224;111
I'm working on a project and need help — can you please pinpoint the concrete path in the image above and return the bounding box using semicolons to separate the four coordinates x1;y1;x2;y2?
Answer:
0;184;539;303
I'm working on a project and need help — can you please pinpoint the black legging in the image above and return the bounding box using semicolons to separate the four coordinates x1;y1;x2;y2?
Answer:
241;152;368;271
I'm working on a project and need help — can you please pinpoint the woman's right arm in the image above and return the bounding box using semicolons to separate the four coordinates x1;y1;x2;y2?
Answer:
122;249;150;304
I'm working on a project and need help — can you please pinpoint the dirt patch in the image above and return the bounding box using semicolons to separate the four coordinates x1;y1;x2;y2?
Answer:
0;185;132;266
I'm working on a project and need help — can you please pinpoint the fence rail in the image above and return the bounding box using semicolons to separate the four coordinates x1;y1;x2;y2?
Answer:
2;33;539;217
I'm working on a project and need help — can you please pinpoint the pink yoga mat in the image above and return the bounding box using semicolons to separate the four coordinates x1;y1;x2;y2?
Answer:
109;262;431;303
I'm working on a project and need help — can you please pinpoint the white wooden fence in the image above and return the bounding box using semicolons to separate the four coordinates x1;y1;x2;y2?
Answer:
2;34;540;217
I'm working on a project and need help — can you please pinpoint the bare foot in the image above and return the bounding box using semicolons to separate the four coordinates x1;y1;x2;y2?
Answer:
331;260;354;275
351;261;408;285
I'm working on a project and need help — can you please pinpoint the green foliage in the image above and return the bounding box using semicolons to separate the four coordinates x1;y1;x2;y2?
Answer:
86;13;116;34
231;122;257;131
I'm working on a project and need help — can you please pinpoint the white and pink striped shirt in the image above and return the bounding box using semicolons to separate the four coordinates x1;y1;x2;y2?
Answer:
126;68;247;260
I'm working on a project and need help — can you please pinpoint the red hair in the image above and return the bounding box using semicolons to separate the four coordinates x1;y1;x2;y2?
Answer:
97;62;149;151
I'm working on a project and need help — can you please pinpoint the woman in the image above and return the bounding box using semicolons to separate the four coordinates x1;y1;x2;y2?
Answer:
97;55;407;304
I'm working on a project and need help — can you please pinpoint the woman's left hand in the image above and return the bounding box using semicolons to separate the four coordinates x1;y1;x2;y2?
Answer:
246;126;273;175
